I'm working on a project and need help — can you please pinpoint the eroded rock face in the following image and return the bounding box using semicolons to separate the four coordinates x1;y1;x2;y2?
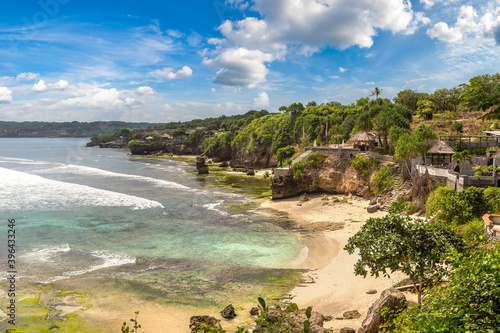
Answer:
271;152;376;200
358;289;407;333
189;316;222;333
231;143;276;168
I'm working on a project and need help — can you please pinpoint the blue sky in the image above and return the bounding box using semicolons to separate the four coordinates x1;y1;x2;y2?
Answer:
0;0;499;122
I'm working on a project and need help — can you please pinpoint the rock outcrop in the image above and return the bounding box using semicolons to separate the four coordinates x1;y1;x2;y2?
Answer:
189;315;222;333
196;157;209;174
220;304;237;320
231;143;276;168
271;152;374;199
358;289;407;333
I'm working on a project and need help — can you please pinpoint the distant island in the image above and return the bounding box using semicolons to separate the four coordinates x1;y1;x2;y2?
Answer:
0;121;162;138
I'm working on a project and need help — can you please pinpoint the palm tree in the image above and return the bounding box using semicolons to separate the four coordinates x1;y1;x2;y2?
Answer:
452;150;472;173
371;87;383;99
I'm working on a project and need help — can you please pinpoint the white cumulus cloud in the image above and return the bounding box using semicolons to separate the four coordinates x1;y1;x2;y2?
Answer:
252;92;270;109
427;5;500;43
16;72;40;81
32;80;48;91
339;67;348;73
31;79;69;91
51;80;69;90
148;66;193;81
204;0;424;89
136;86;155;95
0;87;13;103
203;48;274;88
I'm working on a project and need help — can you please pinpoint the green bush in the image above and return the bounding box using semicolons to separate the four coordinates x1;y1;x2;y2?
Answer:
292;161;304;180
128;140;147;149
459;218;487;248
443;111;457;120
349;155;380;172
394;246;500;332
306;151;324;169
426;186;488;227
484;187;500;213
371;167;394;195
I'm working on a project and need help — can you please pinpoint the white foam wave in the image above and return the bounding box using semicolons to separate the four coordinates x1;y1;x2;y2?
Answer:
288;244;309;267
35;164;190;190
24;244;71;262
41;251;136;283
0;168;164;211
201;200;229;216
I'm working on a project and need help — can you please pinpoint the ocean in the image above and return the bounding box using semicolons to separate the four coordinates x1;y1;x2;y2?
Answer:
0;138;305;331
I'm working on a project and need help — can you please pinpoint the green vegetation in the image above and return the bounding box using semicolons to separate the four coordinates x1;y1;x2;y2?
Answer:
276;145;298;166
393;245;500;332
305;151;324;169
426;186;487;227
371;166;394;195
345;213;465;306
292;161;304;180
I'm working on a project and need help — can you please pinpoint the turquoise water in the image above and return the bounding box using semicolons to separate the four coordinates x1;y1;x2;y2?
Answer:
0;138;304;288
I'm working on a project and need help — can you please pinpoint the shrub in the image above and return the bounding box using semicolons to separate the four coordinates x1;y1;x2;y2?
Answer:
426;186;488;227
459;218;487;248
443;111;457;120
394;246;500;332
349;154;380;172
128;140;147;149
371;167;394;195
262;171;270;179
276;145;298;166
484;187;500;213
306;151;324;169
292;161;304;180
452;140;467;152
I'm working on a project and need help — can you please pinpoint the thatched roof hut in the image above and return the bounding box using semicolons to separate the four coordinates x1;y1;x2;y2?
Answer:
427;140;455;167
145;136;153;141
349;131;375;143
349;131;376;151
427;140;455;155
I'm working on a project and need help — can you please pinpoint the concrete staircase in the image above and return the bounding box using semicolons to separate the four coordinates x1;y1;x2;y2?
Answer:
381;178;412;211
292;150;312;164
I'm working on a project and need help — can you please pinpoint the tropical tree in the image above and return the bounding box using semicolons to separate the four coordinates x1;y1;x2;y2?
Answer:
371;87;383;99
395;132;428;179
276;145;298;167
452;150;472;172
345;213;465;306
394;246;500;331
452;121;463;135
460;73;500;120
416;99;437;119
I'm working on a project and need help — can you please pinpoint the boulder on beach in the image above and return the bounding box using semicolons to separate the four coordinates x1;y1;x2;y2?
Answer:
300;193;310;202
367;204;379;213
246;168;255;176
189;315;222;333
220;304;237;320
358;289;407;333
250;307;260;316
343;310;361;319
196;157;209;174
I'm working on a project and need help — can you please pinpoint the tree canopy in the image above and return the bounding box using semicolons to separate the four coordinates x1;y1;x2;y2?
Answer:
460;73;500;120
345;213;465;306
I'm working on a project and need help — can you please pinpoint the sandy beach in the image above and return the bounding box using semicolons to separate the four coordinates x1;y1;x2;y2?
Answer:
261;193;406;332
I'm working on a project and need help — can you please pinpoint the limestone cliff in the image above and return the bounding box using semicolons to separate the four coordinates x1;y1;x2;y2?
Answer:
272;153;373;199
231;144;277;168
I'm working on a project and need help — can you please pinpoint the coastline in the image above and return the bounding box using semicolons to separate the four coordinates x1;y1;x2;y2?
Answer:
261;193;406;332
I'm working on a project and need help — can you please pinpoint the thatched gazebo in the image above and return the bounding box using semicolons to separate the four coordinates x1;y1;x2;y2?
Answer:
145;136;154;142
427;140;455;167
349;131;376;151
